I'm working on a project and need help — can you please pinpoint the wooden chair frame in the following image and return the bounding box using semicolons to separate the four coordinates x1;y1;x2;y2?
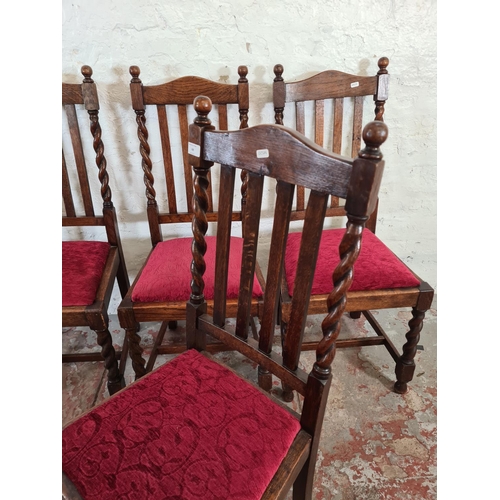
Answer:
62;65;130;395
118;66;266;379
186;96;387;498
273;58;434;397
62;95;388;500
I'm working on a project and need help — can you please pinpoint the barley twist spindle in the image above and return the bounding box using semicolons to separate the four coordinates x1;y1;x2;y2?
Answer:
273;64;284;125
401;310;424;362
237;66;249;236
394;309;425;393
314;120;387;379
237;65;249;129
313;219;365;379
129;66;156;206
190;96;213;304
136;112;156;205
96;329;121;383
89;111;112;207
81;65;113;207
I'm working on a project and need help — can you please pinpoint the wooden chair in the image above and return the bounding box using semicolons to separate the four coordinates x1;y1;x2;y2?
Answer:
62;66;130;395
62;95;387;500
273;58;434;399
117;65;266;380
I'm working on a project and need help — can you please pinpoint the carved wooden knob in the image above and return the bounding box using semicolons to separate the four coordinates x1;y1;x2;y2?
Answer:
377;57;389;73
193;95;212;117
273;64;284;80
81;65;93;79
129;65;141;78
362;121;388;149
238;65;248;80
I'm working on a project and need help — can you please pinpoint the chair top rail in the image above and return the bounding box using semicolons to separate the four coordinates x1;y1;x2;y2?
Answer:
198;124;354;199
130;65;248;106
280;69;378;102
62;83;84;105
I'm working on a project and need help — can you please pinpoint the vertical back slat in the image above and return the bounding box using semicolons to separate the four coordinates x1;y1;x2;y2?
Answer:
314;100;324;147
258;180;295;354
295;101;306;212
213;164;236;327
351;95;364;157
157;104;178;214
62;150;76;217
330;98;344;208
210;103;227;214
283;190;329;370
218;104;228;130
235;172;264;339
178;104;194;213
65;103;94;217
332;98;343;154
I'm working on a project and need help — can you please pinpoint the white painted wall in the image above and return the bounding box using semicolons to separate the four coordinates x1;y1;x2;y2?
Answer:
62;0;437;314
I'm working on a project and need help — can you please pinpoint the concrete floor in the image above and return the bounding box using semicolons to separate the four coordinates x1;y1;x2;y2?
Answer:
62;300;437;499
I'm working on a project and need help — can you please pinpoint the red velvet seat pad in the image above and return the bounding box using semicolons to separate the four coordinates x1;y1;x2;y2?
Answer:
132;236;264;303
285;228;420;296
63;349;301;500
62;241;111;307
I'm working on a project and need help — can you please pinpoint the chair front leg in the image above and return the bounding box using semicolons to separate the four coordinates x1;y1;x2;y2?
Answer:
126;327;147;380
280;320;295;402
96;328;125;395
394;307;425;394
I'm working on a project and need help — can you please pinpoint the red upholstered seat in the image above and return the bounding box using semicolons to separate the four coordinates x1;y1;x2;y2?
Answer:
62;349;301;500
62;241;111;307
285;228;420;296
132;236;264;303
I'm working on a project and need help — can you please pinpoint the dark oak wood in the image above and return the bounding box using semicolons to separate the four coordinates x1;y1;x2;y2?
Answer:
274;58;435;394
62;65;130;395
62;95;388;500
118;65;264;378
186;95;387;498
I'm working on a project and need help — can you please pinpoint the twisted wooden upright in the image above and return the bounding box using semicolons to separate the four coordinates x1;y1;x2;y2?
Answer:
187;95;387;499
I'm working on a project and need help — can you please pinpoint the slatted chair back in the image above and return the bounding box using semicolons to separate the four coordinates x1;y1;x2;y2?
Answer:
129;65;250;245
187;96;387;496
273;57;389;233
62;66;130;395
62;65;129;300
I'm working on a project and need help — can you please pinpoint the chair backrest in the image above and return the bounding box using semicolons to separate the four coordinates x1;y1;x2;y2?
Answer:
187;95;387;450
62;65;129;296
273;57;389;232
129;65;250;246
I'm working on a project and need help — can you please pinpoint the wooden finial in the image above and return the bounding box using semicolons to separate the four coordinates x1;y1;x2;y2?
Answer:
193;96;212;125
377;57;389;74
81;65;93;83
238;65;248;82
359;121;388;160
129;65;141;83
273;64;284;82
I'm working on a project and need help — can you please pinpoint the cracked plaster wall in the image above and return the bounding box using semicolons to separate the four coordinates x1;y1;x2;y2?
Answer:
62;0;437;314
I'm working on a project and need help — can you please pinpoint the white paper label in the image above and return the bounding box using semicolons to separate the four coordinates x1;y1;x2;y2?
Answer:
350;81;359;88
188;142;200;157
256;149;269;158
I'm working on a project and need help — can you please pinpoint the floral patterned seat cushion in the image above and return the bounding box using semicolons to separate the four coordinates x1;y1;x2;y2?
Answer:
285;228;420;295
131;236;264;303
62;241;111;307
62;349;301;500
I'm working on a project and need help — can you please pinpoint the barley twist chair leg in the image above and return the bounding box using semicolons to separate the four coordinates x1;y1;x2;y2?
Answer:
394;307;426;394
96;328;125;395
